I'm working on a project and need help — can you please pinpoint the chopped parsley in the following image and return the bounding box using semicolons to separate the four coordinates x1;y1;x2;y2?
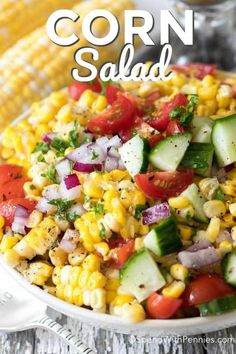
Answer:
170;94;199;127
42;165;58;184
37;154;46;163
134;204;148;220
66;212;80;222
51;137;69;156
32;142;50;154
93;202;104;216
68;129;80;148
49;198;75;220
92;149;99;160
213;187;225;201
99;222;106;239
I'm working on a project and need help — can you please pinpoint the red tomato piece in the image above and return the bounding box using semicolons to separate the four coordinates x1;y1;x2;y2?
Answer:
148;133;165;147
0;177;28;201
68;78;101;100
182;274;235;307
165;119;185;136
119;117;143;142
135;170;194;199
171;63;216;80
109;239;135;269
106;84;122;105
88;95;136;135
147;293;183;319
0;164;23;185
0;198;36;226
148;94;188;131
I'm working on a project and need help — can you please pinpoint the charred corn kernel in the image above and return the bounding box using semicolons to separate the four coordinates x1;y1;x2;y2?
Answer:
162;281;185;298
134;237;144;251
218;241;233;256
223;214;236;227
0;236;19;252
106;291;117;304
199;178;220;200
79;90;97;108
0;216;5;229
64;284;74;303
112;294;135;306
206;217;221;242
178;225;193;240
105;278;120;291
73;287;83;306
92;95;108;112
83;254;100;272
94;242;109;257
78;269;92;288
68;247;87;266
203;200;226;218
52;266;63;286
221;181;236;197
168;196;189;209
26;210;43;228
83;180;103;198
69;266;82;287
90;288;106;310
88;271;107;290
3;249;21;267
24;262;53;286
121;303;146;323
170;264;189;281
49;247;67;267
229;203;236;217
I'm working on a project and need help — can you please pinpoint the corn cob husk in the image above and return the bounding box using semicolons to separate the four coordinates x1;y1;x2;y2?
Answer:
0;0;79;54
0;0;136;130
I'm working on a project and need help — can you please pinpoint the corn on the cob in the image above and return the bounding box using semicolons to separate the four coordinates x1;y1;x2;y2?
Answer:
0;0;79;54
0;0;136;129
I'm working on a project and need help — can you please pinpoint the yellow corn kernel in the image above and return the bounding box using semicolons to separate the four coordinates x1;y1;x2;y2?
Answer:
49;247;67;267
138;224;149;236
94;242;109;257
73;287;83;306
227;169;236;180
121;303;146;323
0;216;4;229
83;180;103;198
221;181;236;197
198;84;218;100
52;266;62;286
88;271;107;290
170;264;189;281
79;90;97;108
231;226;236;246
202;75;215;86
56;284;65;300
92;95;108;112
69;266;82;287
223;214;236;227
178;225;193;240
106;291;117;304
218;241;233;256
0;229;3;243
36;124;50;137
83;254;100;272
78;269;92;288
132;191;146;206
0;236;19;253
1;147;14;159
112;294;135;306
110;170;130;182
177;205;195;219
90;288;106;310
162;281;186;298
3;249;21;267
103;213;121;233
23;182;40;197
168;196;189;209
105;278;120;291
134;237;144;251
171;73;186;88
197;105;210;117
203;200;226;218
64;284;74;303
229;203;236;217
68;247;87;266
25;262;53;286
56;104;73;123
206;217;221;243
26;210;43;228
199;177;220;200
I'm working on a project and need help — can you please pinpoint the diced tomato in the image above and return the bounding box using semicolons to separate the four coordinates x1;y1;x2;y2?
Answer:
147;293;183;319
148;133;165;147
106;84;122;104
166;119;185;136
182;274;235;307
0;177;28;202
171;63;216;80
68;78;101;100
119;117;143;142
88;95;136;135
0;198;36;227
0;164;23;185
146;90;161;105
135;170;194;199
148;94;188;131
109;239;134;269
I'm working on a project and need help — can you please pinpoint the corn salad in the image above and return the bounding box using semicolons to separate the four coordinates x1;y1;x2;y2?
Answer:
1;64;236;322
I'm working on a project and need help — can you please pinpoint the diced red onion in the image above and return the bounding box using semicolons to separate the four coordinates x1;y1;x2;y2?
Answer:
108;147;120;158
44;184;61;201
64;174;80;190
36;197;57;214
73;162;102;173
42;133;55;144
59;229;80;253
66;143;106;164
186;239;212;252
96;136;110;153
105;135;122;149
118;159;126;170
142;202;171;225
224;163;235;173
59;180;81;200
104;156;118;172
178;247;221;269
12;205;30;235
68;203;86;217
56;160;72;180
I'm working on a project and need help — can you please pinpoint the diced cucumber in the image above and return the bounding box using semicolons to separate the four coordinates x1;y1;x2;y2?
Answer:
149;132;192;171
181;183;208;223
190;116;214;143
181;143;214;177
212;114;236;167
222;252;236;287
198;294;236;316
119;134;149;177
144;217;182;256
120;248;166;302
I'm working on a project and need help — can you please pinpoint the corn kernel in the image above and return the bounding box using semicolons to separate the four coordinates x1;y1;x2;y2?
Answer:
0;236;19;252
112;294;135;306
68;247;87;266
88;271;107;290
90;288;106;309
229;203;236;217
106;291;117;304
162;281;185;298
206;217;221;243
170;264;189;281
79;89;97;108
49;247;67;267
73;287;83;306
178;225;193;240
203;200;226;218
0;216;5;229
64;284;74;303
223;214;236;227
78;269;92;288
83;254;100;272
106;278;120;291
69;266;82;287
168;196;189;209
3;249;21;267
218;241;233;256
94;242;109;257
92;95;108;112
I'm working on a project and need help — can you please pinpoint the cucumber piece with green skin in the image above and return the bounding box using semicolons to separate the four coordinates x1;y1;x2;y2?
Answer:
120;248;166;302
212;114;236;167
190;116;214;143
119;134;149;178
222;252;236;287
198;294;236;316
181;183;208;223
181;143;214;177
149;132;192;171
144;216;182;256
